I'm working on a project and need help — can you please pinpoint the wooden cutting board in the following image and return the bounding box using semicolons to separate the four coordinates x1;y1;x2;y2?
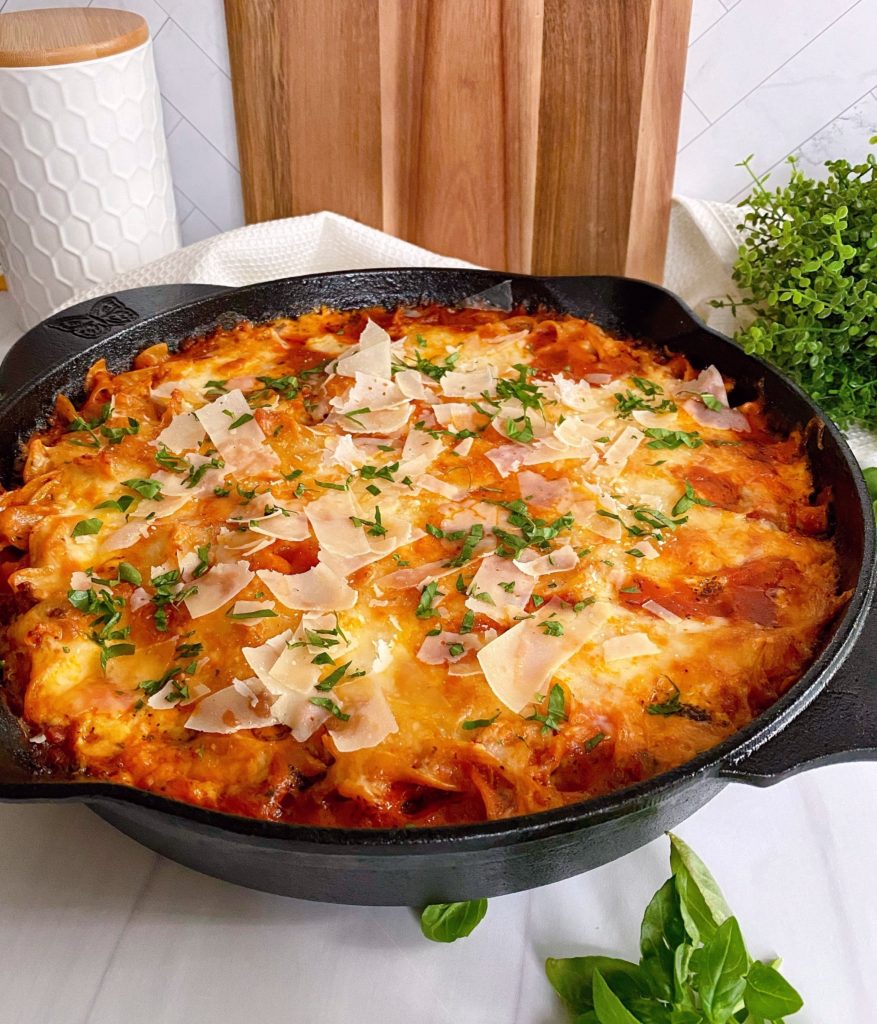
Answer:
225;0;691;280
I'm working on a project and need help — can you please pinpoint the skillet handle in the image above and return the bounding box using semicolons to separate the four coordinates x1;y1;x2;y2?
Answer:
0;283;231;401
720;592;877;785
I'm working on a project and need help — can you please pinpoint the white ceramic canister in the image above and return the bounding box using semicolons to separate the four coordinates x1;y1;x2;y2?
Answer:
0;8;179;330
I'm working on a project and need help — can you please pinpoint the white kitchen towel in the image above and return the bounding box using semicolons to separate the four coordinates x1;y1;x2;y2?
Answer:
4;203;874;467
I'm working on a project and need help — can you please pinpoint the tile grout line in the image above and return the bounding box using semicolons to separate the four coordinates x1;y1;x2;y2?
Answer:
181;206;222;234
685;90;712;125
687;5;730;46
164;10;232;83
680;0;864;154
726;84;877;203
166;111;242;180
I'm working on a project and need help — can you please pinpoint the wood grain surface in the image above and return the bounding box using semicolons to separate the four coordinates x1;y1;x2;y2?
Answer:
0;7;148;68
225;0;691;280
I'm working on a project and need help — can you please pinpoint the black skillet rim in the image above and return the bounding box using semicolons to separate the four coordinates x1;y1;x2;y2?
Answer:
2;268;874;850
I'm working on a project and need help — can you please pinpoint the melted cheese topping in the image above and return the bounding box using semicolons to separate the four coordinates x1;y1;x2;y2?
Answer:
0;306;844;827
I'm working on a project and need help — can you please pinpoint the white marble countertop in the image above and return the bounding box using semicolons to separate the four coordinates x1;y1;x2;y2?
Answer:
0;284;874;1024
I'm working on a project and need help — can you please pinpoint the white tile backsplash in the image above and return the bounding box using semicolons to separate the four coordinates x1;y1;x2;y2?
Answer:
165;118;243;232
678;0;877;201
1;0;876;250
686;0;858;123
152;18;239;168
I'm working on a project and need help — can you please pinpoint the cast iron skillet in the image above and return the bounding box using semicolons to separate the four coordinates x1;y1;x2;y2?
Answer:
0;270;874;907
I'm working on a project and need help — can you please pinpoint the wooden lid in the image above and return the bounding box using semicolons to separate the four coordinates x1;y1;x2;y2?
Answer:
0;7;148;68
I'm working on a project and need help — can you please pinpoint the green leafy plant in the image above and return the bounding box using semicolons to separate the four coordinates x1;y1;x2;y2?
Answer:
714;145;877;429
420;899;488;943
545;834;803;1023
864;467;877;520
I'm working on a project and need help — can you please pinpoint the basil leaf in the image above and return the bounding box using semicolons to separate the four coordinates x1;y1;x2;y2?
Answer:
743;960;803;1018
419;899;487;943
669;833;732;943
71;518;102;538
545;956;646;1013
639;878;685;997
117;562;142;586
694;916;748;1023
592;969;644;1024
673;943;696;1009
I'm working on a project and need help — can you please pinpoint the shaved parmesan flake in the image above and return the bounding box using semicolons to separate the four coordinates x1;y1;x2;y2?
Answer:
194;388;280;476
602;632;660;661
155;453;226;498
371;638;394;673
434;402;480;432
334;403;412;435
586;510;622;541
215;529;272;560
242;628;294;688
513;544;578;577
331;372;408;413
642;599;682;624
376;559;461;591
273;690;332;741
184;560;253;618
257;563;357;611
552;374;592;411
130;587;151;611
418;474;468;501
632;409;677;430
149;377;201;405
177;549;200;581
603;426;643;467
155;411;205;452
230;599;276;622
517;470;571;508
319;521;422;578
637;540;660;560
394;368;433;400
249;510;310;542
328;685;398;753
675;365;750;432
416;631;482;664
323;433;368;472
485;443;528;476
440;365;496;398
335;319;392;379
185;679;276;734
683;397;750;433
453;436;474;457
266;642;321;694
400;429;444;471
70;571;101;591
552;416;596;449
305;489;371;557
464;555;534;624
149;681;209;710
487;437;598;477
129;493;191;521
477;600;610;713
101;520;150;552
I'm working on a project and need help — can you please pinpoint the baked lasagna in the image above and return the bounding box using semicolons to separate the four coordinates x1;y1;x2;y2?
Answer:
0;303;844;826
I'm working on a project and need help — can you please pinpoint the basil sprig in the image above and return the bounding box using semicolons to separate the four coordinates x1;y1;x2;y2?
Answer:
546;834;804;1022
420;899;488;943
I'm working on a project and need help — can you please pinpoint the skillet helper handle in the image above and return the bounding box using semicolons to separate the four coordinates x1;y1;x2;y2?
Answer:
721;593;877;785
0;283;231;401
